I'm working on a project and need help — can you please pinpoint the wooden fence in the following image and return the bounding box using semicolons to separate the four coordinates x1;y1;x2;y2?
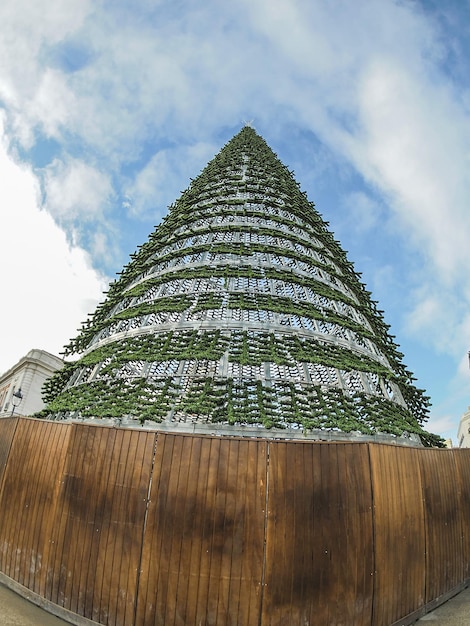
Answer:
0;417;468;625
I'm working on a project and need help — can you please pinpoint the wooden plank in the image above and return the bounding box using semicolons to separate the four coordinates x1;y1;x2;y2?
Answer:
47;420;86;606
1;420;469;626
170;434;205;624
135;433;267;626
453;448;470;580
0;420;40;582
419;449;462;603
73;426;117;619
48;423;153;625
262;441;374;626
0;419;70;595
84;427;155;626
25;420;64;594
32;421;70;599
0;420;154;626
22;419;53;590
229;437;266;623
13;419;43;585
0;417;18;491
107;429;155;626
336;442;374;624
53;424;100;610
369;444;425;626
0;419;30;578
135;432;175;625
202;437;266;625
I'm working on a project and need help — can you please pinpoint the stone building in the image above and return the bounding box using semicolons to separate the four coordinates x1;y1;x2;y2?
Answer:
457;406;470;447
0;349;63;417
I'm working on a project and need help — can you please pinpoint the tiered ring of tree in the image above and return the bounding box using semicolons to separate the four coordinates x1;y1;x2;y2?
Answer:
41;127;441;446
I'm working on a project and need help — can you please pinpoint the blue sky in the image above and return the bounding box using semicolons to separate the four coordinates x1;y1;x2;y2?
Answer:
1;0;470;442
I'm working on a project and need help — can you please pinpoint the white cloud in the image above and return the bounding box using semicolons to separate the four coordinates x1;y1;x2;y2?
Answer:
352;58;470;277
240;1;470;368
0;0;92;147
28;69;76;140
405;286;449;346
44;157;114;222
0;120;106;374
0;0;469;438
426;412;459;443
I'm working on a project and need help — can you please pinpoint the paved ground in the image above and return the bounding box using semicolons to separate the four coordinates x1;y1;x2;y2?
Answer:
0;580;469;625
0;583;69;625
417;586;470;625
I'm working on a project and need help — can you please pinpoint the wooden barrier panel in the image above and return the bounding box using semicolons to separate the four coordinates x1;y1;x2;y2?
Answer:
135;433;267;626
0;418;18;489
1;418;470;626
419;449;463;604
453;449;470;581
0;419;70;595
369;445;425;626
262;441;374;626
48;424;155;625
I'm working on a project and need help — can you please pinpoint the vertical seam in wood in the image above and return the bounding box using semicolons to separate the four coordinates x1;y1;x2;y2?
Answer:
367;443;377;626
133;433;159;626
0;418;19;504
259;441;270;626
418;451;428;607
453;451;465;585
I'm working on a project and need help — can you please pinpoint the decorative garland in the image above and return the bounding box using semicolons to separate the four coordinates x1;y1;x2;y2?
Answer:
42;127;440;446
38;374;441;447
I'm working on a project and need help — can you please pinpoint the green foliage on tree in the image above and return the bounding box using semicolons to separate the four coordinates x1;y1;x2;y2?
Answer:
40;127;442;447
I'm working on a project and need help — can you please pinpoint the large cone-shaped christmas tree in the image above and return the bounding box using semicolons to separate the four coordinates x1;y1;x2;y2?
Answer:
42;127;440;445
